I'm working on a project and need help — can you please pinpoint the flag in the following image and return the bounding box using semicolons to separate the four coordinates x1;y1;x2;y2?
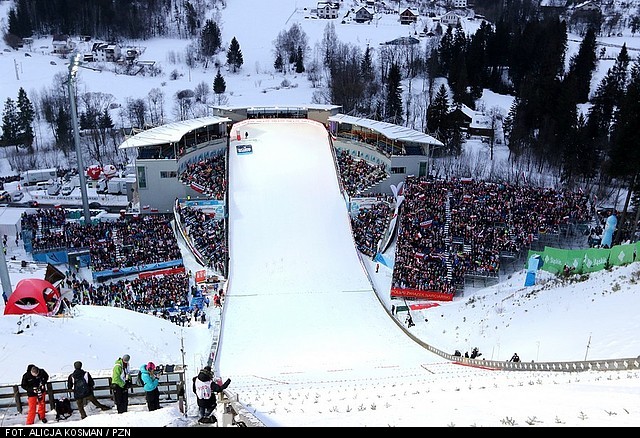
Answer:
190;182;205;193
420;219;433;228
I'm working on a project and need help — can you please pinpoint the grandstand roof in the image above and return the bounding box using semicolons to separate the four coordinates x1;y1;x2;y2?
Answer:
328;114;444;147
119;116;231;149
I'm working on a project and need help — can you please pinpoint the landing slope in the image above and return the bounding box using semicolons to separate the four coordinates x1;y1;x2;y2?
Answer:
217;119;439;383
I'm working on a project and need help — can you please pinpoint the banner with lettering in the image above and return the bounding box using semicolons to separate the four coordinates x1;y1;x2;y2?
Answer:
541;247;568;274
582;247;610;273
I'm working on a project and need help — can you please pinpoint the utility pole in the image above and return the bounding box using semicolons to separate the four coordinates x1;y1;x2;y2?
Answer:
584;333;592;361
0;221;12;301
68;52;92;226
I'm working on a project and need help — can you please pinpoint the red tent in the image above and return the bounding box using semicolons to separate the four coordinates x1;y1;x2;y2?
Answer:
3;278;61;316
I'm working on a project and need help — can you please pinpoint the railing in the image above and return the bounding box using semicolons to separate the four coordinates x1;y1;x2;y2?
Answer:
0;368;186;414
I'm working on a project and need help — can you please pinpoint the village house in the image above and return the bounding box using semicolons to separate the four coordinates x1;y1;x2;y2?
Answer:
441;10;463;26
92;42;122;62
354;6;374;23
399;8;419;25
317;1;340;19
52;34;73;54
448;104;494;139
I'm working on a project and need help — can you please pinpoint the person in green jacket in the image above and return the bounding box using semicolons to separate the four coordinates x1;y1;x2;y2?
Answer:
111;354;132;413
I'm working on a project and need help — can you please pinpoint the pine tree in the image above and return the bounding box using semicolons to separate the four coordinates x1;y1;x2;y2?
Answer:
295;46;305;73
200;20;222;58
16;87;34;150
184;1;199;37
213;69;226;95
55;107;72;155
385;62;403;125
565;27;597;103
608;58;640;243
586;45;631;158
226;37;244;73
609;57;640;179
1;98;19;148
426;84;449;135
274;53;284;73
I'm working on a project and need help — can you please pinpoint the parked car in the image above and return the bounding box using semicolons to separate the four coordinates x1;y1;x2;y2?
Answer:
11;191;24;202
47;181;61;196
61;183;74;196
0;191;10;204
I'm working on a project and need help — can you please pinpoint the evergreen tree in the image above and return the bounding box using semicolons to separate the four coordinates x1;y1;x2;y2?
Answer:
426;84;450;135
1;98;19;148
200;19;222;58
184;1;199;37
213;69;226;95
586;45;631;159
98;108;114;130
226;37;244;73
609;57;640;183
450;52;472;107
385;62;403;125
12;0;33;38
359;45;379;114
7;8;20;37
16;87;35;149
565;27;598;103
608;57;640;244
54;107;72;156
437;25;455;73
321;22;338;68
295;46;305;73
274;53;284;73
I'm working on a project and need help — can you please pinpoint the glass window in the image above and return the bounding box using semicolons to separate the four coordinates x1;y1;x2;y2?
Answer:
137;166;147;189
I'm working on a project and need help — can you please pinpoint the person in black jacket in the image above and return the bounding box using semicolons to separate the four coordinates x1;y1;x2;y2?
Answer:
192;366;230;423
20;364;49;425
67;361;112;419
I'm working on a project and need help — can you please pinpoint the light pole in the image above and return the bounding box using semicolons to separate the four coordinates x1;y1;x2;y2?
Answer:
0;207;12;301
68;52;92;226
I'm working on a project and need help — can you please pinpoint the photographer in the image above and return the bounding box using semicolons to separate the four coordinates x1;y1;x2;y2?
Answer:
192;366;231;423
21;364;49;425
139;362;161;411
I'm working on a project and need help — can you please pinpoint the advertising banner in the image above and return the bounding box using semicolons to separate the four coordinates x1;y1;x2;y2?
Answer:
609;243;635;266
583;247;610;273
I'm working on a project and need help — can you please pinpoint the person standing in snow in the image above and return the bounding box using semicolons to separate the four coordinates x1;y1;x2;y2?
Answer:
68;361;112;419
192;366;231;423
140;362;161;411
21;364;49;425
111;354;132;413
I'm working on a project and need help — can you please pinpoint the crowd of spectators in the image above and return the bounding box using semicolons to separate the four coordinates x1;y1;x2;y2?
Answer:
336;150;388;198
350;200;393;257
178;153;226;199
24;212;182;272
391;175;592;295
20;144;594;314
175;204;227;275
63;272;203;326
